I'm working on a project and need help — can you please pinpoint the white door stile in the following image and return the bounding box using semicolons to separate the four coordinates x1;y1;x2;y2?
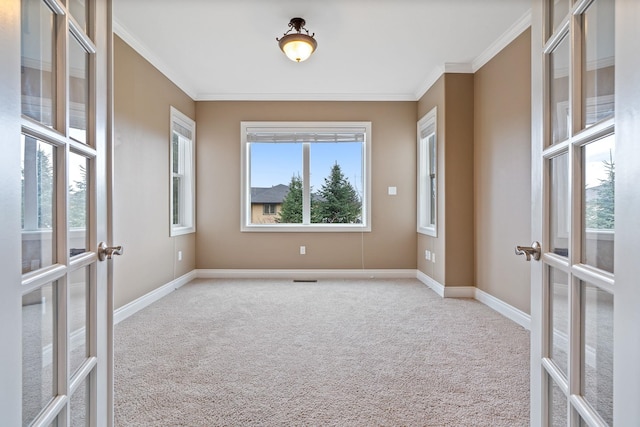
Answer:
0;0;23;424
530;1;545;425
613;0;640;422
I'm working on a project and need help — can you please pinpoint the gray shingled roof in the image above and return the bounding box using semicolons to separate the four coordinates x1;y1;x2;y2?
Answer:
251;184;289;204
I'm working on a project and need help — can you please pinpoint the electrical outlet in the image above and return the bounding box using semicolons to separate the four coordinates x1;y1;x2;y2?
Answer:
178;251;183;261
300;246;306;255
425;250;431;260
432;253;436;263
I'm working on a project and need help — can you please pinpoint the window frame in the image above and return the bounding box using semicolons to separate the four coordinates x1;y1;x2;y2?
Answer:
263;203;277;215
169;106;196;236
417;107;437;236
241;121;372;233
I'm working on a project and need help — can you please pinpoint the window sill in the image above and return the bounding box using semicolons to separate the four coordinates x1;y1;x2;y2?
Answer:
417;227;437;237
171;226;195;237
242;224;371;233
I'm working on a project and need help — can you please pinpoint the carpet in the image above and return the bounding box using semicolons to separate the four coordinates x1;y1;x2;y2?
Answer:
114;278;529;426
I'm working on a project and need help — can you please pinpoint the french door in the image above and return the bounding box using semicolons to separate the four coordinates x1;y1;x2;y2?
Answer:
0;0;113;425
530;0;640;425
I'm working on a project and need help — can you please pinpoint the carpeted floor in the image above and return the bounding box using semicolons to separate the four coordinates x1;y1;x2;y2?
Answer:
114;278;530;426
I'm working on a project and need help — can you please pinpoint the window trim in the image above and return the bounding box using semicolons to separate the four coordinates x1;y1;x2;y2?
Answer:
169;106;196;236
417;107;437;236
241;121;372;232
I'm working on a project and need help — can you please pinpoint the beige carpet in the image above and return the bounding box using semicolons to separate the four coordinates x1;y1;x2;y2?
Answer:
114;278;529;426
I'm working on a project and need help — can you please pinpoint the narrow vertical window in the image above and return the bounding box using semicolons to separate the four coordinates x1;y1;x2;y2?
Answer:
170;107;195;236
417;107;437;236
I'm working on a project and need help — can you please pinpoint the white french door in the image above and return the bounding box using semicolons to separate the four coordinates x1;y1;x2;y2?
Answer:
0;0;113;425
530;0;640;425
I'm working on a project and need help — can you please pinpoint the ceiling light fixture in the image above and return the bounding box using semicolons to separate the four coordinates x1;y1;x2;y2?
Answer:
276;17;317;63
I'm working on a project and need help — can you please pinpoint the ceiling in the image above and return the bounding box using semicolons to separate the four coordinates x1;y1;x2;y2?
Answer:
112;0;531;101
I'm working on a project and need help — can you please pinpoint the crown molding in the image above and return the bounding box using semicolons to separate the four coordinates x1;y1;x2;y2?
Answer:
195;92;417;102
472;9;532;72
112;19;198;100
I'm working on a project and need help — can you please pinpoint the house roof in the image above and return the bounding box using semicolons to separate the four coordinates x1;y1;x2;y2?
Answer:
251;184;290;204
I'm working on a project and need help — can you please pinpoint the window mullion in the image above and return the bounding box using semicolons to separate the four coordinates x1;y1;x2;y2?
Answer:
302;142;311;224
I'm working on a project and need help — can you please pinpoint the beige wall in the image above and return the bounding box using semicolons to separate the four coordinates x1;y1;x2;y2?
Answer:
416;74;475;288
195;101;417;270
112;30;532;314
444;74;475;287
113;35;196;310
474;29;531;313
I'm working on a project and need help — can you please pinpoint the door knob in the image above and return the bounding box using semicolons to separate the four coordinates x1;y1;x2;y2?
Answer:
515;241;541;261
98;242;124;261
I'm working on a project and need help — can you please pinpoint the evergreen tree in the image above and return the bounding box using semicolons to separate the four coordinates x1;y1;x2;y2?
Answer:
585;155;615;229
36;147;54;229
69;165;87;228
277;175;303;223
313;163;361;223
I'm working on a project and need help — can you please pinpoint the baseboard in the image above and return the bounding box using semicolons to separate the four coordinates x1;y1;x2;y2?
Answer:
416;270;445;297
416;270;531;330
196;269;417;280
113;270;197;325
113;268;531;332
472;288;531;330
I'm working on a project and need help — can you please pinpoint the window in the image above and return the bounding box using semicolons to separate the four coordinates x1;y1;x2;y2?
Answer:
263;203;277;215
241;122;371;232
417;107;437;236
170;107;195;236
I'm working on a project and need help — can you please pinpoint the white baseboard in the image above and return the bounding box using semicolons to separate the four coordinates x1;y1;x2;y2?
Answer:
416;270;446;297
113;270;197;325
113;268;531;332
474;288;531;330
416;270;531;330
196;269;417;280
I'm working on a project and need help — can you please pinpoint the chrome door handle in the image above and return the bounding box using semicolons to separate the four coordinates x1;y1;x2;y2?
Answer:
515;241;541;261
98;242;124;261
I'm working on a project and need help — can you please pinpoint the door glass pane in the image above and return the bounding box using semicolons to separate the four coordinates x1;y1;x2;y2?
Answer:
22;283;57;425
69;267;89;375
250;142;303;224
550;0;569;37
22;135;56;274
310;142;363;224
582;135;615;273
69;0;87;33
550;35;570;144
582;282;613;426
69;33;89;144
69;152;89;256
21;0;56;127
549;376;567;426
549;267;569;375
582;0;615;128
70;374;90;427
550;153;569;257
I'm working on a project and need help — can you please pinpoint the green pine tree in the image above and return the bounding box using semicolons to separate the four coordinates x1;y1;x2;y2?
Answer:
69;165;87;228
312;163;361;224
585;154;614;230
36;147;54;229
277;175;303;223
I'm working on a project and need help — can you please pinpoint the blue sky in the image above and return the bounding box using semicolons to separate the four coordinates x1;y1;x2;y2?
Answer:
250;142;363;195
